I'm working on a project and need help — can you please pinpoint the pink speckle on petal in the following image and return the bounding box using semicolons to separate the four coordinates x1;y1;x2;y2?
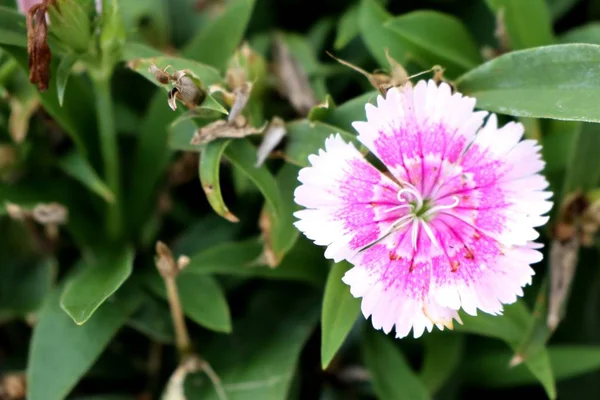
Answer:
294;80;552;339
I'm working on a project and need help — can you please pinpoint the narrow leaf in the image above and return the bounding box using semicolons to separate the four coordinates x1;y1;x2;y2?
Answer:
321;261;361;369
58;150;115;203
362;328;431;400
199;139;238;222
57;54;78;106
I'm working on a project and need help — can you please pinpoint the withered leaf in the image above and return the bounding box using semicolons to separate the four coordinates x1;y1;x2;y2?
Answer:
190;118;265;146
255;116;286;167
227;82;252;123
548;237;579;332
273;35;317;115
27;2;54;91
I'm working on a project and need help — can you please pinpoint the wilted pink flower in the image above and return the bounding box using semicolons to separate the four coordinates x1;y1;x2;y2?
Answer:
294;80;552;338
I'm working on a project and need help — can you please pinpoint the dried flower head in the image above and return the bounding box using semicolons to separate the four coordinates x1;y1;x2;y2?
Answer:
26;0;53;91
294;80;552;338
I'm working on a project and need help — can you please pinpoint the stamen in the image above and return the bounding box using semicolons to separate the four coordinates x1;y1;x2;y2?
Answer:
422;196;459;218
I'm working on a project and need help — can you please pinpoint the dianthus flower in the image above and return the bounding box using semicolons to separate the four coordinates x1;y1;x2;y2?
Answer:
294;80;552;338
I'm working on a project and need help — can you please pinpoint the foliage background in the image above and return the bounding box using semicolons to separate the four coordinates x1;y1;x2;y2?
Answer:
2;0;600;399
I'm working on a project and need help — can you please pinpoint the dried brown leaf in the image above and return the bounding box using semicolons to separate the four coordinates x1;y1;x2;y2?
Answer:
31;202;68;225
26;2;53;91
548;236;579;331
9;97;40;143
191;119;265;146
258;208;278;268
273;35;316;115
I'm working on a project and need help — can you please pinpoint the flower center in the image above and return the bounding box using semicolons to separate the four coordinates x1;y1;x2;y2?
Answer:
369;183;460;252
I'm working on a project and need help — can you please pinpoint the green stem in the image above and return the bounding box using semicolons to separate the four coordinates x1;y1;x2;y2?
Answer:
92;71;121;240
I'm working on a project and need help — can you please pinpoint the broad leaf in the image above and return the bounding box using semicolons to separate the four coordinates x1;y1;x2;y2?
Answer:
385;10;481;77
28;285;142;400
60;247;134;325
486;0;554;50
456;44;600;123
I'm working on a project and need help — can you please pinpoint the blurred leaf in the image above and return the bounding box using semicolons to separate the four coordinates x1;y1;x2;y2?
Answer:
127;294;174;344
261;164;301;265
464;346;600;388
321;261;360;369
127;56;222;89
362;328;430;400
56;54;78;106
308;95;336;122
455;301;531;346
0;6;27;47
184;237;328;286
2;46;97;159
285;120;358;167
172;214;240;256
455;301;556;398
456;44;600;122
28;285;142;400
385;10;481;77
359;0;407;68
185;285;321;399
324;91;377;132
486;0;554;50
335;4;360;50
200;139;238;222
146;273;231;333
546;0;580;20
224;138;284;221
0;258;55;317
560;23;600;45
60;247;134;325
121;41;164;59
183;0;256;71
562;123;600;193
420;333;464;394
58;150;115;203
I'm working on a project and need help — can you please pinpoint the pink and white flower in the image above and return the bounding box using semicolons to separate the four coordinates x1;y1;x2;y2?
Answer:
294;80;552;338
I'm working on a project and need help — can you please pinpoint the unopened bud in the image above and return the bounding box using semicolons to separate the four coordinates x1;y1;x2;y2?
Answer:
155;241;177;278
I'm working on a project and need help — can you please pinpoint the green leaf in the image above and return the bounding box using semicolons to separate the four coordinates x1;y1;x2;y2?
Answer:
559;23;600;45
324;91;378;132
56;54;79;106
126;294;174;344
2;46;97;159
0;258;56;317
385;10;481;77
183;237;328;286
184;286;321;399
455;301;531;346
307;95;336;122
456;44;600;123
127;56;222;89
183;0;256;71
321;261;361;369
27;285;142;400
146;273;231;333
486;0;554;50
285;120;359;167
224;138;285;220
261;164;301;265
547;0;581;20
455;301;556;398
58;150;115;203
362;328;431;400
0;7;27;47
561;123;600;196
358;0;406;68
60;248;134;325
420;333;464;394
335;4;360;50
463;345;600;388
200;139;238;222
